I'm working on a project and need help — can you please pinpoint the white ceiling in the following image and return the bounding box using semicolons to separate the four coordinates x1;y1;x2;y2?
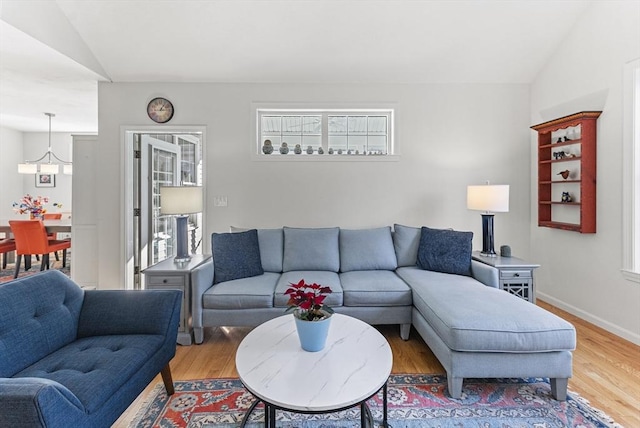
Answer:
0;0;592;133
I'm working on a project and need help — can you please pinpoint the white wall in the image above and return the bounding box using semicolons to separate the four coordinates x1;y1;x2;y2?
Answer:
530;1;640;344
0;126;24;220
94;82;531;289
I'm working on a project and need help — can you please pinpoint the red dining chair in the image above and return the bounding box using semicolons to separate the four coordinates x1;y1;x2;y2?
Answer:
0;239;16;271
43;213;64;261
9;220;71;279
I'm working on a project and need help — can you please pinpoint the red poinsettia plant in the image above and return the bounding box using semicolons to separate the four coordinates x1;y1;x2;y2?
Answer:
284;279;334;321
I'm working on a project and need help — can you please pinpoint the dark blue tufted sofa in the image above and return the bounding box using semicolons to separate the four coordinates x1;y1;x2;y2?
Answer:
0;270;181;427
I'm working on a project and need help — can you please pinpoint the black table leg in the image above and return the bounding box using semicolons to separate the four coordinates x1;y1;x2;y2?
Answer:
383;381;389;428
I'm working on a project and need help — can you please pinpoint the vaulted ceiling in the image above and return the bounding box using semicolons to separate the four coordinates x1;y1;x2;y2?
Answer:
0;0;592;133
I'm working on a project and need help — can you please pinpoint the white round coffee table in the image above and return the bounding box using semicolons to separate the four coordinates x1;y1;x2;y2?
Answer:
235;313;392;427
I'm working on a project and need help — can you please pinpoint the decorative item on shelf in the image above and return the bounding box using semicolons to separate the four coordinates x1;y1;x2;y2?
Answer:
159;186;203;263
262;139;273;154
285;279;334;352
337;149;343;154
12;194;52;219
279;142;289;154
328;147;334;154
467;182;510;257
556;137;563;143
18;113;72;175
306;145;314;154
563;136;572;142
318;147;324;154
294;144;302;154
561;192;573;203
500;245;511;257
553;151;567;160
557;170;570;180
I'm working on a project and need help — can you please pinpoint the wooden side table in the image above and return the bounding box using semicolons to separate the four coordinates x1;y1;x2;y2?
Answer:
472;251;540;303
142;254;212;345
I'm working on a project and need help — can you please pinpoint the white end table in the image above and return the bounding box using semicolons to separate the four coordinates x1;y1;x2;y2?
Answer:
142;254;212;345
235;314;392;427
472;251;540;303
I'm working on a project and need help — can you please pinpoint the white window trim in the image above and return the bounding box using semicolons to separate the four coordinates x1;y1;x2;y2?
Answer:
622;58;640;283
251;103;399;162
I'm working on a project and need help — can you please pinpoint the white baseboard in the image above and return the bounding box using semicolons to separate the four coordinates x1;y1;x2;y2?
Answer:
538;291;640;346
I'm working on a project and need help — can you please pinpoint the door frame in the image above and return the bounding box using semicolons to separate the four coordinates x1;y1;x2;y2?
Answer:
121;125;207;290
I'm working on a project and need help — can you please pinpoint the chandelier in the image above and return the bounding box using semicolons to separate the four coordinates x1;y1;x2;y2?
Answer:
18;113;72;175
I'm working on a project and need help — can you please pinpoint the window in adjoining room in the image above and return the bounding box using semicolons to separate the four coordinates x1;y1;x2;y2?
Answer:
256;108;394;157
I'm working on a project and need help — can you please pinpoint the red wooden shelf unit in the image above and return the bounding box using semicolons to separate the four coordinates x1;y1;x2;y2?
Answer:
531;111;601;233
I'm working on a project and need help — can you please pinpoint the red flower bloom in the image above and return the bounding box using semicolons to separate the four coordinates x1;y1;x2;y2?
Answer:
284;279;333;321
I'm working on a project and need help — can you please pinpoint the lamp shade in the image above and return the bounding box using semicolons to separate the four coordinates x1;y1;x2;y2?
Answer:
160;186;203;215
467;185;509;213
18;163;38;174
40;163;59;174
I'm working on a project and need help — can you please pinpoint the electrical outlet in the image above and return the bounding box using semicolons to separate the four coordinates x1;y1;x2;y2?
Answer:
213;196;228;207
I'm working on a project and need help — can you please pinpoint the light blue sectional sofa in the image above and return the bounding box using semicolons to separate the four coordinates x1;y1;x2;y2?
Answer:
0;270;181;427
191;225;576;400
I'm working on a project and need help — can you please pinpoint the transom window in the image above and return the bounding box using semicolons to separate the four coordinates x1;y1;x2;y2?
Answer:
257;109;394;156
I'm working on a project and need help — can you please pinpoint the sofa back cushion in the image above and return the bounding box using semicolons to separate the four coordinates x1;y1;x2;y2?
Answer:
212;230;264;284
0;270;84;377
393;224;421;267
283;227;340;272
339;227;398;272
231;227;284;272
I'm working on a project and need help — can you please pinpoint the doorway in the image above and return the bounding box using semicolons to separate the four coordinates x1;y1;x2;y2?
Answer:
123;127;205;290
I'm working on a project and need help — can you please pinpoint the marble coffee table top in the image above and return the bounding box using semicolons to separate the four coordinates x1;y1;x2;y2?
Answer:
235;313;393;412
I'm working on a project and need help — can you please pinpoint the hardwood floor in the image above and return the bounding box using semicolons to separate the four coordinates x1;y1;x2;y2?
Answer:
114;300;640;427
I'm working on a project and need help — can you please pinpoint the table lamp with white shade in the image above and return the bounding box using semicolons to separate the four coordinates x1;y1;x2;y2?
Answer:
160;186;203;263
467;183;509;257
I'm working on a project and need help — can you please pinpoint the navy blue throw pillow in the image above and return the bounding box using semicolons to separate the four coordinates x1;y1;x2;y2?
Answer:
211;229;264;284
417;227;473;276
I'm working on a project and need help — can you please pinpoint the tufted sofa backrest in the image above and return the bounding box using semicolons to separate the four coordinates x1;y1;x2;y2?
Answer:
0;270;84;377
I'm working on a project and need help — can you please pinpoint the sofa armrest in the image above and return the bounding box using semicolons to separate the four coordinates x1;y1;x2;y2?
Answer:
0;378;83;427
77;289;182;338
471;260;499;288
191;259;215;333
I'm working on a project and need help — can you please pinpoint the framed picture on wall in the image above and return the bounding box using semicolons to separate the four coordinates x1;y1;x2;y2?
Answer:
35;173;55;188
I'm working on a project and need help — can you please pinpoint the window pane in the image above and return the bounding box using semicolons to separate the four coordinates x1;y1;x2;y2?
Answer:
302;116;321;134
329;116;347;134
368;116;387;134
348;116;367;135
262;116;281;133
282;116;302;135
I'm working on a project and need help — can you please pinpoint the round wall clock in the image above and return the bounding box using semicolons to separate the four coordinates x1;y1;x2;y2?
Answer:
147;97;174;123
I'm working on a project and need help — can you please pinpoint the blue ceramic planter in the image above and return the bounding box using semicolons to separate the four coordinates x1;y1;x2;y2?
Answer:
294;312;332;352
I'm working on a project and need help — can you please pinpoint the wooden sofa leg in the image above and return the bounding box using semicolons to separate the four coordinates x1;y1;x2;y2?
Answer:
161;364;175;395
550;378;568;401
447;375;463;399
400;323;411;341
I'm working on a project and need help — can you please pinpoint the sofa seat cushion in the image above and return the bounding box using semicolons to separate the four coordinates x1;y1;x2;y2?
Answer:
340;270;412;307
203;272;280;309
274;271;343;308
396;267;576;353
14;334;165;413
339;227;398;272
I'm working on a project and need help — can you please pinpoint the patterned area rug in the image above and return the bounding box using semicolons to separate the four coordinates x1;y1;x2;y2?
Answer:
0;254;70;283
131;374;620;427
